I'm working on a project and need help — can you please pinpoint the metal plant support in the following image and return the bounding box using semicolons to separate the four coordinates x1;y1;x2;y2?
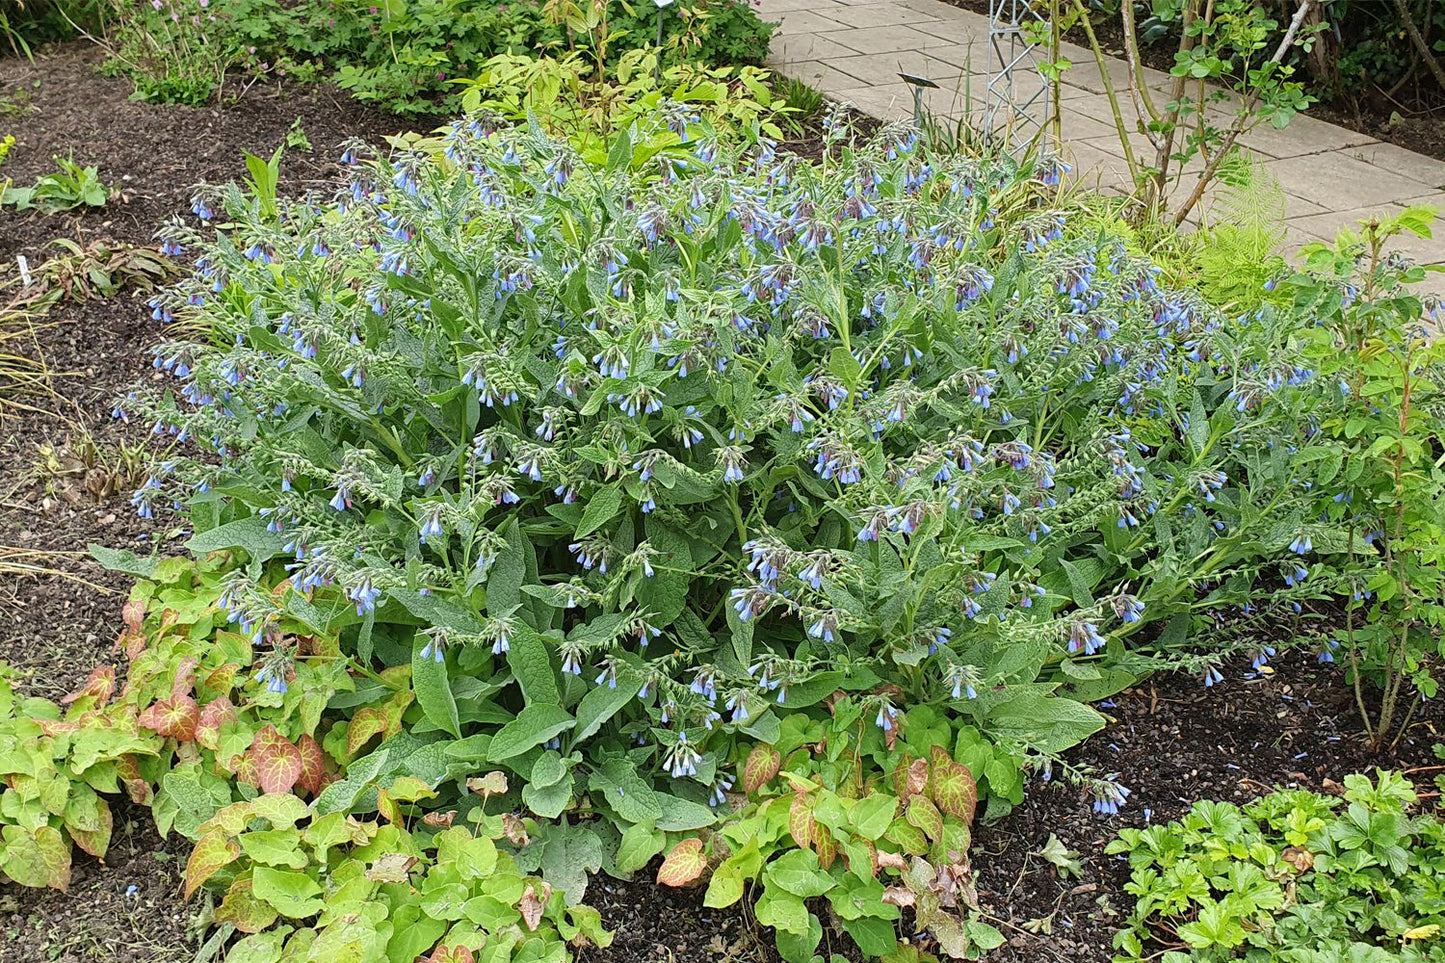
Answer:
984;0;1051;145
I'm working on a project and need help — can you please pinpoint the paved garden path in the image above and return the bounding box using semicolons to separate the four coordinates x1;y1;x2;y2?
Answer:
760;0;1445;295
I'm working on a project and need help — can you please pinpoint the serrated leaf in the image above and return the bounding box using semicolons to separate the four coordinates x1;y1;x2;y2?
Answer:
616;822;666;874
906;795;944;841
195;697;238;751
64;786;112;858
789;792;815;850
295;735;325;797
928;746;978;825
239;830;308;869
250;793;309;829
346;707;385;758
0;824;71;890
657;838;707;887
214;876;278;934
251;866;323;919
704;857;746;907
851;792;898;841
138;695;200;742
765;848;835;898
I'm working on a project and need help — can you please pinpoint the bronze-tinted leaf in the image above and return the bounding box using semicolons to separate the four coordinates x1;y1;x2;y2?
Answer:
657;838;707;887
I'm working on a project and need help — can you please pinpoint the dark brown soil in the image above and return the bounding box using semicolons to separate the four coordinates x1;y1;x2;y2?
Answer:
972;650;1442;962
946;0;1445;163
0;804;190;963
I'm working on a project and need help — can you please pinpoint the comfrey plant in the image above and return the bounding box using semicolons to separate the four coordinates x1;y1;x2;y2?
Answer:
129;112;1324;862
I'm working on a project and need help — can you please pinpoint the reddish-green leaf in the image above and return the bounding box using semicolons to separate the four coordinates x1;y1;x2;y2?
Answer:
214;876;278;934
906;795;944;842
346;707;384;758
815;825;838;870
186;832;242;899
138;695;200;742
61;665;115;708
0;824;71;891
171;655;199;701
116;754;152;805
657;838;707;887
65;789;112;858
201;663;241;698
249;724;303;795
195;697;237;751
928;746;978;825
295;734;325;797
789;792;815;850
426;946;476;963
742;744;781;793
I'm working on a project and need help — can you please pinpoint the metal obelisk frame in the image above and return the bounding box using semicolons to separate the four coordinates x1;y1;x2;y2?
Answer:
984;0;1052;147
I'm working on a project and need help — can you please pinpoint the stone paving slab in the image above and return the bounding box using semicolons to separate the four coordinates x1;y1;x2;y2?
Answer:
762;0;1445;295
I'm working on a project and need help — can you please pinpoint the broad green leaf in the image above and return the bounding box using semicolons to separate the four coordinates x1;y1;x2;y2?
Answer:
571;677;634;744
250;866;324;919
413;638;461;738
506;624;559;707
616;822;666;874
185;516;284;564
488;705;574;761
575;484;623;538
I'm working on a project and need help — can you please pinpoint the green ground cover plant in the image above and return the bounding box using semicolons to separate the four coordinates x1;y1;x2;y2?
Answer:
1110;772;1445;962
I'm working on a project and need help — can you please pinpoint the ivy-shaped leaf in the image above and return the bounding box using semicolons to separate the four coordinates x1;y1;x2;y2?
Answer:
295;735;326;797
929;746;978;825
789;792;815;850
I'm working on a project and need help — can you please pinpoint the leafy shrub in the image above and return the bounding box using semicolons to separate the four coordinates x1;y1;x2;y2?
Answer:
459;49;793;165
95;0;776;114
133;99;1329;832
1280;206;1445;748
1059;0;1321;222
1110;772;1445;961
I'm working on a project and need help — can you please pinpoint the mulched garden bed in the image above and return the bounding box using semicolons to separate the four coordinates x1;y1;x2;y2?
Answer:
1;38;1439;963
944;0;1445;162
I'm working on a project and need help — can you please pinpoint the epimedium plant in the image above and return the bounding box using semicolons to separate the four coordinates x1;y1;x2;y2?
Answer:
118;108;1340;958
0;551;610;963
